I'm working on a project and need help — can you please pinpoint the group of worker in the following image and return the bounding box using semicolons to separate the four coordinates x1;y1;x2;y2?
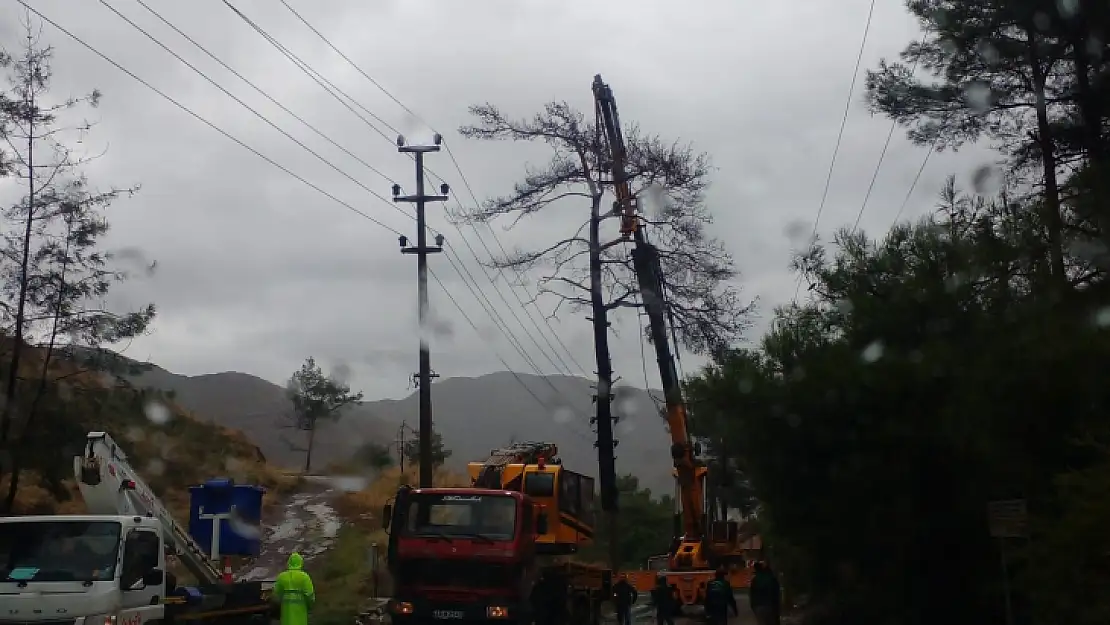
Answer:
272;550;784;625
610;562;782;625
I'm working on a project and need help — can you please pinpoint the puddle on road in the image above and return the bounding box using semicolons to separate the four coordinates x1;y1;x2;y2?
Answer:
237;483;343;581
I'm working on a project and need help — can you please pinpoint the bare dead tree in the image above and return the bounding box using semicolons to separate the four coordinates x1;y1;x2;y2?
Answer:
455;101;751;355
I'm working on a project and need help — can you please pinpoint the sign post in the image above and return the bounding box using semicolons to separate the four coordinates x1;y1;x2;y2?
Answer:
369;542;380;598
987;499;1027;625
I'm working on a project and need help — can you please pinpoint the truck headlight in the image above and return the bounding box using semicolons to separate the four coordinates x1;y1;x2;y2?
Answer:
391;601;414;615
487;606;509;619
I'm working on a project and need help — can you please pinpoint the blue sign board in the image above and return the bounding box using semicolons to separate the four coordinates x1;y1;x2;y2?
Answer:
187;478;265;557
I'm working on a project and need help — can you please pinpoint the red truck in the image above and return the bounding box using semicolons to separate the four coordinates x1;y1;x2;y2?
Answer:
383;482;608;625
383;485;545;624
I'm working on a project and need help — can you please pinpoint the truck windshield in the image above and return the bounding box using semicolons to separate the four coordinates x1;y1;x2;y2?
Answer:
403;494;517;540
0;520;122;583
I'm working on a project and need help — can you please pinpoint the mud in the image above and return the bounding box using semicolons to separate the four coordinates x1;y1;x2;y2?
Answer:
237;476;344;582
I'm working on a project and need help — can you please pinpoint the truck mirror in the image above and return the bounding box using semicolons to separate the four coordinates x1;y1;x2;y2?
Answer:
536;513;549;535
382;504;392;530
142;569;164;587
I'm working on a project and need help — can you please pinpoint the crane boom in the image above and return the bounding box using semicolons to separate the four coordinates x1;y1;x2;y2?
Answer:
74;431;224;584
592;75;706;549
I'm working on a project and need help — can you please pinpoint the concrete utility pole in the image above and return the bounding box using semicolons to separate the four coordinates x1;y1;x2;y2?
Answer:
394;134;450;489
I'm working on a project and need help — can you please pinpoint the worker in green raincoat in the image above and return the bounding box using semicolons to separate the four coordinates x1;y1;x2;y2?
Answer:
272;552;316;625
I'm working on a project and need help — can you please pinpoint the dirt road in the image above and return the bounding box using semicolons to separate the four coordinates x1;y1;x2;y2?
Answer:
237;476;344;581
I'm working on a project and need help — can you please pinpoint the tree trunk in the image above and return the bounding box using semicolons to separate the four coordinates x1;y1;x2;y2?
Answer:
1026;25;1067;286
303;424;316;474
0;83;37;512
588;192;620;571
4;453;22;513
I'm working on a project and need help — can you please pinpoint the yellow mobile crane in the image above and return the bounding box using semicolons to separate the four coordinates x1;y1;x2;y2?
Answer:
467;441;598;554
592;75;756;610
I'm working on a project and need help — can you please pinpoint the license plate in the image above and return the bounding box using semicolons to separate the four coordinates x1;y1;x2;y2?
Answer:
432;610;465;619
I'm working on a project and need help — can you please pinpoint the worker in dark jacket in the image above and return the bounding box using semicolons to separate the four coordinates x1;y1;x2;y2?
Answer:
531;570;566;625
649;575;678;625
704;568;738;625
749;562;782;625
611;574;639;625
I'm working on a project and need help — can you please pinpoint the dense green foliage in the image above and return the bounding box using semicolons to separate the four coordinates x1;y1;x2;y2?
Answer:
579;474;675;569
285;356;364;472
402;428;452;471
686;2;1110;624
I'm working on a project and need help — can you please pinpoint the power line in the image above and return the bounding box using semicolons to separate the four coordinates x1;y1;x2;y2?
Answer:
130;0;392;185
890;145;934;229
440;249;543;373
224;1;583;380
273;0;591;378
104;0;577;398
850;54;923;235
276;0;421;124
792;0;878;306
189;1;591;418
851;121;897;233
428;266;594;443
17;0;576;422
221;0;399;144
17;0;404;237
96;0;401;208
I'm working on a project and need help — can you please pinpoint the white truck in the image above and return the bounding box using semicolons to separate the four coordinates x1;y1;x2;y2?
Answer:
0;432;272;625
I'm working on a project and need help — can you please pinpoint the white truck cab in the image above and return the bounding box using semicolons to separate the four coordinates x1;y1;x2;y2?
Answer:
0;514;168;625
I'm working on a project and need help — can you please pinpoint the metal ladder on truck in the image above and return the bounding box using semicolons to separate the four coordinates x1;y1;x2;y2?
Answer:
473;441;560;488
74;431;225;585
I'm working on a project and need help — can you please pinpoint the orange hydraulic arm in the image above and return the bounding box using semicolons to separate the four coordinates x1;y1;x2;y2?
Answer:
592;75;705;552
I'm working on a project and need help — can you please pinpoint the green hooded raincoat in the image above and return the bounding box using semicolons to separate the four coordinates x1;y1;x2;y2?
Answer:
272;552;316;625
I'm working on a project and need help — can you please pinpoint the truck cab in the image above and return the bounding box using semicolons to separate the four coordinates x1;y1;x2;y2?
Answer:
383;486;547;624
0;514;167;624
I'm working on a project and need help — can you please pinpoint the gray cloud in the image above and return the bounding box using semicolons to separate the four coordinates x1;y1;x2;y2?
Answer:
1;0;997;402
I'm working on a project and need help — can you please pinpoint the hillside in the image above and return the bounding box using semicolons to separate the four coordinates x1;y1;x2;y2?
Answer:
129;364;676;495
129;363;396;473
2;351;297;521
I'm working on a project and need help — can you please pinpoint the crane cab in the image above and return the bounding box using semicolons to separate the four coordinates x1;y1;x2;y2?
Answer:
467;457;596;555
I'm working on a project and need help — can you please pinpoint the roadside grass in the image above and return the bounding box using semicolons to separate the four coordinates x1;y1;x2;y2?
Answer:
311;526;376;625
309;466;472;624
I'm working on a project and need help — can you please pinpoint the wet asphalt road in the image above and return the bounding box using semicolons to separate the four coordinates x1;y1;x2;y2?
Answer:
605;592;756;625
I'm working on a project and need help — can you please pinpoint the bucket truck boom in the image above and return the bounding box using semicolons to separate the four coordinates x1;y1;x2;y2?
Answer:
0;431;271;624
75;431;224;584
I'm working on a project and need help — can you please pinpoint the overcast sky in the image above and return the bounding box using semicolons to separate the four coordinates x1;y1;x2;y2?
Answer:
0;0;996;402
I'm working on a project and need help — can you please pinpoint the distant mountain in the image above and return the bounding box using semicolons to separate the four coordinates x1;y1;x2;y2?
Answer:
129;364;675;495
362;372;675;495
127;363;394;473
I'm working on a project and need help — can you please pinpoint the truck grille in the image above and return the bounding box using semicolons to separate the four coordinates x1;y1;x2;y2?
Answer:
397;558;515;589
